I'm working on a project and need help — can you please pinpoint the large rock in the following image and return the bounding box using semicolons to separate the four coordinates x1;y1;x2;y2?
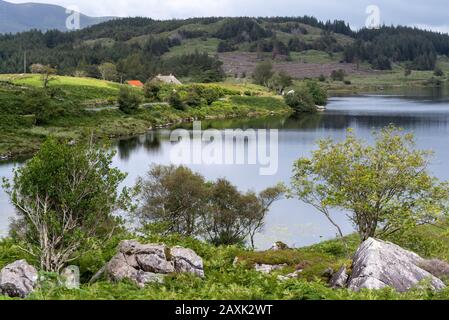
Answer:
171;247;205;278
348;238;446;292
329;266;349;289
95;240;205;288
0;260;38;298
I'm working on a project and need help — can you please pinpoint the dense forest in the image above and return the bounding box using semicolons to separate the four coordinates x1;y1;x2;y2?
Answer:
1;16;449;81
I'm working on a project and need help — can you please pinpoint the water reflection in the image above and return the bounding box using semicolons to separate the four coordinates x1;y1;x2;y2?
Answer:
116;133;162;160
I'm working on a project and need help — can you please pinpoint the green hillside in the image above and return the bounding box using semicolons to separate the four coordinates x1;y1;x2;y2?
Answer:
0;74;291;159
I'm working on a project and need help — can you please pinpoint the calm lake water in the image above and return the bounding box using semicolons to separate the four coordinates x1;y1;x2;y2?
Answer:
2;88;449;249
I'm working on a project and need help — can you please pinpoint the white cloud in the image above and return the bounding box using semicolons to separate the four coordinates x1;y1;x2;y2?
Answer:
5;0;449;34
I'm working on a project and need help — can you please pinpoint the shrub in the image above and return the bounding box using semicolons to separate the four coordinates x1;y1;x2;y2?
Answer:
143;80;162;101
434;67;444;77
330;69;346;81
284;87;316;113
184;89;203;107
252;61;274;86
135;165;283;247
291;126;449;242
118;86;142;114
23;89;60;125
168;90;185;110
305;81;328;106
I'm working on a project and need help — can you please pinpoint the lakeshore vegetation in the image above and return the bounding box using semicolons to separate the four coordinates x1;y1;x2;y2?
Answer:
2;15;449;301
0;127;449;300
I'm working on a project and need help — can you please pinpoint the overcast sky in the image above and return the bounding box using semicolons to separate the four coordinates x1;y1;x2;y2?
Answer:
8;0;449;33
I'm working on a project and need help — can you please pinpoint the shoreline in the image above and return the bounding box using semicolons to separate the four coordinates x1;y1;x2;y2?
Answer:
0;108;292;163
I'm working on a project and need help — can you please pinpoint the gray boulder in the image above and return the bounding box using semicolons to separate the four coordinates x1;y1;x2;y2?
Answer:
136;254;175;274
329;266;349;289
277;270;302;282
171;246;205;278
255;264;287;274
0;260;38;298
94;241;205;288
348;238;446;292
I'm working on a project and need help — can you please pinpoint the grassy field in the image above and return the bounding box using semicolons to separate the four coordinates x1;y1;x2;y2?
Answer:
319;62;449;94
0;74;291;159
1;221;449;300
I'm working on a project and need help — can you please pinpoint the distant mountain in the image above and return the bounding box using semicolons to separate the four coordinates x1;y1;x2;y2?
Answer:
0;0;112;33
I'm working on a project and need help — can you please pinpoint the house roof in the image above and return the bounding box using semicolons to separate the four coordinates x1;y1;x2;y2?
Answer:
127;80;144;87
153;74;182;85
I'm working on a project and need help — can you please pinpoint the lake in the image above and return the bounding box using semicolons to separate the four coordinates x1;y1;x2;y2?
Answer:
2;88;449;249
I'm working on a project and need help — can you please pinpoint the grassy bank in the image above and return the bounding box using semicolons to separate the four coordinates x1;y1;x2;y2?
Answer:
323;59;449;95
0;74;292;159
1;221;449;300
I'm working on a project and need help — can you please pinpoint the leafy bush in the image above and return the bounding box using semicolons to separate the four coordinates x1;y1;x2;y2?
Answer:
252;61;274;86
135;165;283;247
118;86;143;114
143;80;162;101
434;67;444;77
284;87;316;113
291;126;449;242
168;91;185;110
330;69;346;81
23;89;62;125
305;81;328;106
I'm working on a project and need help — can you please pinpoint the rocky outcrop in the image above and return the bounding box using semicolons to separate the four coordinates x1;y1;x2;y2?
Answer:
348;238;446;292
92;240;205;288
0;260;38;298
255;264;287;274
171;247;205;278
329;266;348;289
277;270;302;282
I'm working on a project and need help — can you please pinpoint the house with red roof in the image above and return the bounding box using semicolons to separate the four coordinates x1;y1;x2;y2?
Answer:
126;80;144;87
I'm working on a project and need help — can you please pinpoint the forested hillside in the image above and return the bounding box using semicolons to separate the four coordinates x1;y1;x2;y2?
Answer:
1;16;449;82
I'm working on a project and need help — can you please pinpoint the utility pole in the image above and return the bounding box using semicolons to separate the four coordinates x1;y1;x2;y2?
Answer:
23;50;27;74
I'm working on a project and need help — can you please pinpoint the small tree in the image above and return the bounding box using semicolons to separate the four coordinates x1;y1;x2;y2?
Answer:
202;179;253;246
202;179;283;247
4;138;128;272
98;62;118;81
330;69;346;81
30;64;56;88
268;71;293;94
246;184;285;249
136;165;282;247
284;87;316;113
252;61;274;87
404;67;412;77
305;81;328;106
118;85;142;114
290;126;449;243
136;165;209;237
